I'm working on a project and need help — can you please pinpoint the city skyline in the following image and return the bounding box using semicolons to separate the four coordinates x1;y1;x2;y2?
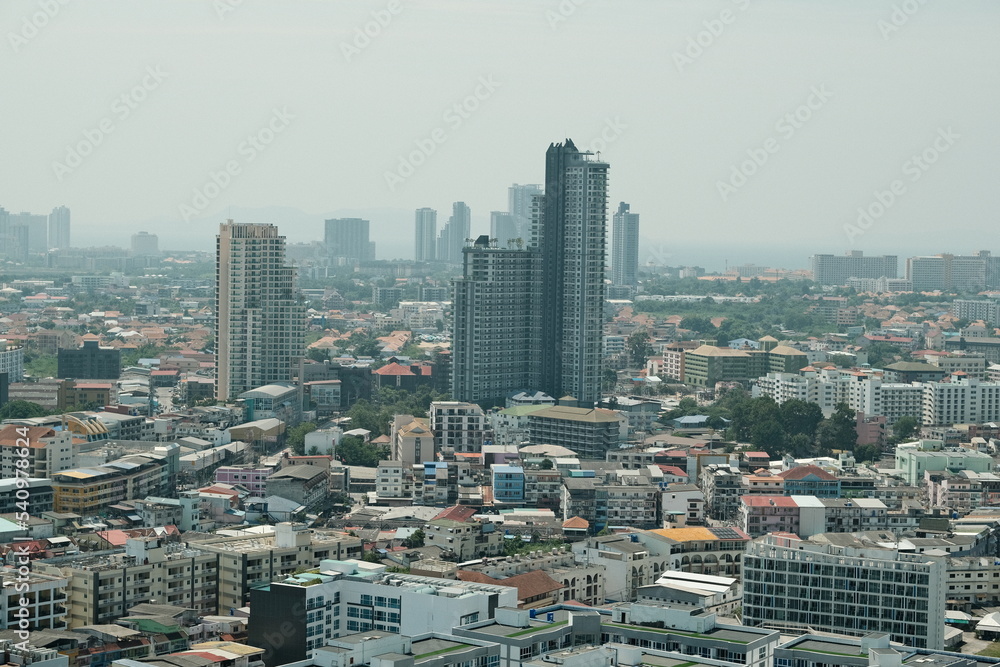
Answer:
5;1;997;268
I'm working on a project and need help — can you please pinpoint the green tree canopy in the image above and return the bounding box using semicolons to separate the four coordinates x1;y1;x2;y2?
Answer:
287;422;318;456
0;400;49;420
892;415;920;442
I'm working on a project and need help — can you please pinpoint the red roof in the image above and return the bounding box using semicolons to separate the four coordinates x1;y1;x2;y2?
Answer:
776;465;838;481
432;505;477;523
457;569;562;601
0;425;54;448
656;465;687;477
373;363;416;376
562;516;589;530
744;451;770;458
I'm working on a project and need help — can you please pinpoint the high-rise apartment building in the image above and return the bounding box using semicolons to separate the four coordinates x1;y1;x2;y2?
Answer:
611;202;640;287
48;206;70;249
538;139;609;405
215;221;305;401
489;211;518;245
810;251;898;286
414;207;436;262
452;140;608;406
908;253;987;292
508;183;543;240
325;218;374;263
10;212;48;253
436;202;471;264
131;231;160;256
452;237;541;404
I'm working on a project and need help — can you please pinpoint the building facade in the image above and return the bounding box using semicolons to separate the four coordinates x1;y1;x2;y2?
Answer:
414;207;437;262
742;532;946;649
611;202;639;288
215;222;305;401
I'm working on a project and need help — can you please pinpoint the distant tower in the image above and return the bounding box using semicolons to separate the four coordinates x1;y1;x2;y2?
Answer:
131;231;160;256
436;202;471;264
508;183;543;241
611;202;640;287
9;212;47;253
215;222;305;401
414;208;437;262
324;218;373;264
489;212;518;246
48;206;70;249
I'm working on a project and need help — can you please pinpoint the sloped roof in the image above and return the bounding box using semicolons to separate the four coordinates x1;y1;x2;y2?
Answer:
432;505;477;523
776;465;838;481
562;516;589;530
456;569;562;601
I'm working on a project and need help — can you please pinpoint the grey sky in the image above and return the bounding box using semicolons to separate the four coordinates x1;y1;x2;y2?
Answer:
4;0;997;270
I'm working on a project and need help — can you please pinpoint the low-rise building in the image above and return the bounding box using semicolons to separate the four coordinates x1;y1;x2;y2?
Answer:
0;425;75;479
266;465;329;510
36;536;220;627
423;518;504;561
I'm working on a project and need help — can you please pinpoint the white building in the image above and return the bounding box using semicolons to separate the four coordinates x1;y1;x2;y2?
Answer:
431;402;488;454
0;340;25;382
743;532;946;649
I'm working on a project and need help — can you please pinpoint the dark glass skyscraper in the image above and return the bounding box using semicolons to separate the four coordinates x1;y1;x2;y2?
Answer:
452;140;609;406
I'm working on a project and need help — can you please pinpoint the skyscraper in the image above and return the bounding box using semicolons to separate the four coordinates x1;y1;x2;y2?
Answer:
436;202;471;264
10;212;47;253
452;236;541;403
215;221;305;401
538;139;609;405
611;202;640;287
489;212;518;246
131;231;160;256
414;208;436;262
324;218;374;264
48;206;70;249
508;183;543;240
452;140;609;406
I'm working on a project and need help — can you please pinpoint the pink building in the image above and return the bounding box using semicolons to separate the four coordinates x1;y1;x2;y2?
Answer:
738;495;800;538
855;411;887;448
214;466;273;495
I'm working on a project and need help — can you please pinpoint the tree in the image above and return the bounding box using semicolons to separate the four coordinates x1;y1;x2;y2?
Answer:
854;443;882;463
750;420;785;458
680;315;714;334
627;330;653;367
0;400;49;420
816;403;857;453
779;400;824;439
403;529;425;549
337;435;389;467
307;347;329;362
539;458;554;469
892;415;920;442
287;422;318;456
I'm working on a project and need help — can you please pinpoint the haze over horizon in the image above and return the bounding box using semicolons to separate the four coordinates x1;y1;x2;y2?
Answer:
5;0;998;272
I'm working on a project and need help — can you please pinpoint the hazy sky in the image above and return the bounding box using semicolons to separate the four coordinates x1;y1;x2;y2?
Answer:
4;0;998;270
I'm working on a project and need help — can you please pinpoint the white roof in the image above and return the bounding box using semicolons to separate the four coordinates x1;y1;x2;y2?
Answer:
978;612;1000;631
